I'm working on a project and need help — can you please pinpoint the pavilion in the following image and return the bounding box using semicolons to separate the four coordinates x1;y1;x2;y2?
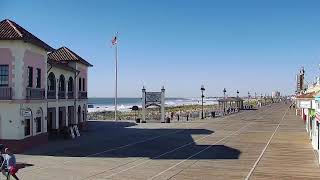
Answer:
218;97;244;111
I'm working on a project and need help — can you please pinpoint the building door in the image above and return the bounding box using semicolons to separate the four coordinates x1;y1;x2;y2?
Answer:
24;119;31;136
48;111;53;132
59;110;63;129
68;106;74;125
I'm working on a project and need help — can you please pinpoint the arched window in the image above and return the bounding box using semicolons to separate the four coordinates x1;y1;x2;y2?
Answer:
47;72;56;91
68;77;73;92
79;78;82;91
59;75;65;92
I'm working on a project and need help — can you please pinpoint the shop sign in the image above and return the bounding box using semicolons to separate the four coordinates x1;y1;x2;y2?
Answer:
299;101;311;109
23;110;32;117
315;96;320;102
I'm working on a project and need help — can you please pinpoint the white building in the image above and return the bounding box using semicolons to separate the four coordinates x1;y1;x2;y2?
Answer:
271;91;281;98
0;19;92;152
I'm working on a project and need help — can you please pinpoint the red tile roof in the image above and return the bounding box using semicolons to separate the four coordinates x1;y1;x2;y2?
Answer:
48;47;93;67
0;19;54;51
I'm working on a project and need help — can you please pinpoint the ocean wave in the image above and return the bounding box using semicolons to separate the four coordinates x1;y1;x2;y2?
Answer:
87;98;218;113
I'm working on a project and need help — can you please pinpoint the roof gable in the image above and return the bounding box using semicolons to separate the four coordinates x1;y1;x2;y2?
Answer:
48;47;92;67
0;19;54;51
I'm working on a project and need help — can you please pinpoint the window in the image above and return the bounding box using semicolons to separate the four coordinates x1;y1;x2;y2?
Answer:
68;77;73;92
48;73;55;91
79;78;82;91
59;75;65;92
0;65;9;87
24;119;31;136
27;66;33;87
36;117;41;133
36;68;41;88
83;78;85;91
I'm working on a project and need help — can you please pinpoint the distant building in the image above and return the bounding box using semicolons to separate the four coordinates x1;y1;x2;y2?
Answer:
296;67;305;94
0;19;92;152
272;91;281;98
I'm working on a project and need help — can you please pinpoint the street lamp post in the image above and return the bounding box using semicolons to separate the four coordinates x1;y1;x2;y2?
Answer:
248;91;251;107
223;88;227;113
201;85;205;119
237;90;239;98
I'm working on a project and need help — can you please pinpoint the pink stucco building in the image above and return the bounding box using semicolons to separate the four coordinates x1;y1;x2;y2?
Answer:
0;19;92;152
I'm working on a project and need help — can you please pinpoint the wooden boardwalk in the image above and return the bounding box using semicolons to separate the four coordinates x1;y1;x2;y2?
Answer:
16;103;320;179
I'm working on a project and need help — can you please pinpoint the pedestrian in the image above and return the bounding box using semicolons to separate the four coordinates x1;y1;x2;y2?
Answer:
0;148;19;180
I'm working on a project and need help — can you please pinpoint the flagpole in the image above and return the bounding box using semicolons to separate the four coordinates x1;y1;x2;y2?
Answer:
115;38;118;121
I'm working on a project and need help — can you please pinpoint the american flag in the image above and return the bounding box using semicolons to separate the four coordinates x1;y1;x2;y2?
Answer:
112;36;117;45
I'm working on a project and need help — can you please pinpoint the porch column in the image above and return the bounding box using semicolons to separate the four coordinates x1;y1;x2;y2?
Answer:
55;107;59;130
66;106;69;127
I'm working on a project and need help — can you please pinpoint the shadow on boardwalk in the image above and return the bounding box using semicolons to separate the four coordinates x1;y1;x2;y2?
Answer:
22;121;241;160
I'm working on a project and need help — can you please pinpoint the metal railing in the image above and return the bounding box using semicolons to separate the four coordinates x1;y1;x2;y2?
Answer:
58;91;66;99
78;92;87;99
68;91;74;99
26;88;45;100
0;87;12;100
47;91;56;99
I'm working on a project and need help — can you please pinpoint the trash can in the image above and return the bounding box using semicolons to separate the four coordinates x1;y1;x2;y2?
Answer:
136;118;141;123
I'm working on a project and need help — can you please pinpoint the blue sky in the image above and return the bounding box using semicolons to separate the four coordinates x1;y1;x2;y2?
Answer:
1;0;320;97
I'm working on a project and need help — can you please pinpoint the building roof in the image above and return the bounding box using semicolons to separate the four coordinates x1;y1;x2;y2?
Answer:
296;92;316;99
47;59;78;72
0;19;54;51
48;47;93;67
218;97;244;102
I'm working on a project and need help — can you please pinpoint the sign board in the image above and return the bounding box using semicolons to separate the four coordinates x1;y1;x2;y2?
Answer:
23;110;32;117
299;101;311;109
145;92;161;103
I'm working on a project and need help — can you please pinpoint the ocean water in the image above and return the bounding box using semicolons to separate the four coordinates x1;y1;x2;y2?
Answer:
88;97;218;112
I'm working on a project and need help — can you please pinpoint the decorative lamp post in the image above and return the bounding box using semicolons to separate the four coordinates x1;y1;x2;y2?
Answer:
223;88;227;113
201;85;205;119
236;90;240;109
248;91;251;107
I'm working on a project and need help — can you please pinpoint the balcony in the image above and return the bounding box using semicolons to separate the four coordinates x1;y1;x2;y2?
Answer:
78;92;87;99
26;88;45;100
47;91;56;99
58;91;66;99
0;87;12;100
68;91;74;99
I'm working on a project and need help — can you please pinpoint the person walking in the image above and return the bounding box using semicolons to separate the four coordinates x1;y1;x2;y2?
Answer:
1;148;19;180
